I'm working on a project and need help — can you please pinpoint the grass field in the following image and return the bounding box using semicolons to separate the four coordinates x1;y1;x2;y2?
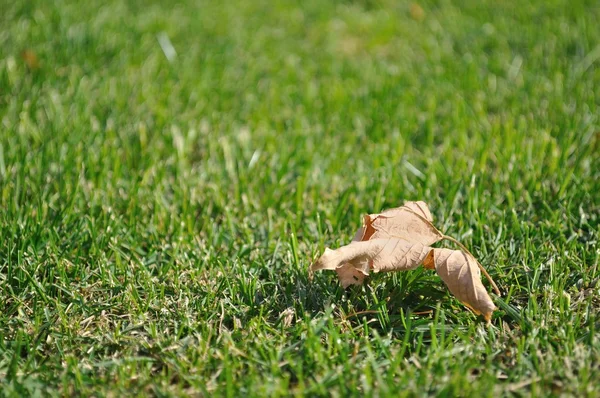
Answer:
1;0;599;395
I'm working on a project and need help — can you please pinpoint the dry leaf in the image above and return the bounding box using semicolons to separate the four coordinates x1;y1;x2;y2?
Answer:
312;239;430;288
21;50;40;70
310;200;499;322
410;3;425;21
319;201;440;287
361;201;443;245
427;248;496;321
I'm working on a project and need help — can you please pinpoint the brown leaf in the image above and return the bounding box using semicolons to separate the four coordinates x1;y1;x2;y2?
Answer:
311;239;431;288
310;200;499;322
21;50;40;70
429;248;496;321
361;201;443;245
410;3;425;21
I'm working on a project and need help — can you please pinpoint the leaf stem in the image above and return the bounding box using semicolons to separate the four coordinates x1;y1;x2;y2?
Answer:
442;235;501;295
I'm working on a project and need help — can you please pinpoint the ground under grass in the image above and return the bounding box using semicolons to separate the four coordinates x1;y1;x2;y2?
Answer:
1;0;599;396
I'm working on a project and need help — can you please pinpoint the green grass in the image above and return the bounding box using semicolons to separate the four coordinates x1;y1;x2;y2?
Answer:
1;0;599;395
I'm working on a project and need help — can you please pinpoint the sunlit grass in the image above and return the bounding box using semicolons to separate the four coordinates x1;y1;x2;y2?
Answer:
1;0;599;395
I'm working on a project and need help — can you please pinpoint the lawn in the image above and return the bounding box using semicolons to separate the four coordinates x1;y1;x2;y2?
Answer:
1;0;599;396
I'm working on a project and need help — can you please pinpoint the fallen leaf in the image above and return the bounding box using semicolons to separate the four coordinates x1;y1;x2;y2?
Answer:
361;201;443;245
410;3;425;21
311;239;431;288
310;200;499;322
21;50;40;70
323;201;442;288
427;248;496;321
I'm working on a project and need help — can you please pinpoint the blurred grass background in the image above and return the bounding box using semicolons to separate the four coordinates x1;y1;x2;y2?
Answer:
1;0;599;395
